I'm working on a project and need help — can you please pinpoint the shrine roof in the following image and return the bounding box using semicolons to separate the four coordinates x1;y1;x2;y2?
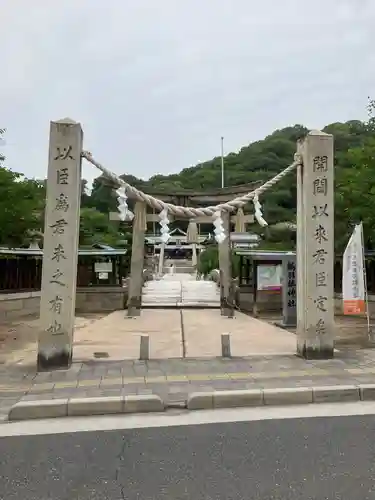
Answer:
142;181;263;197
233;250;296;260
0;247;127;256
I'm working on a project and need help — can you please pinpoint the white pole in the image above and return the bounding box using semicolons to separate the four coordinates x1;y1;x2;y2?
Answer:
360;222;372;338
221;136;224;189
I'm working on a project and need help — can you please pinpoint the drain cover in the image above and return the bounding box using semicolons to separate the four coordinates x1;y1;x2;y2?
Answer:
93;352;109;359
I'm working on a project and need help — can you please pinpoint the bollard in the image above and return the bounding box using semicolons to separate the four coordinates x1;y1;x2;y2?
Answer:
140;334;150;360
221;333;231;358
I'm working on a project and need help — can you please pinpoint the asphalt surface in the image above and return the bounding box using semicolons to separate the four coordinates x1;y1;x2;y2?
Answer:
2;414;375;499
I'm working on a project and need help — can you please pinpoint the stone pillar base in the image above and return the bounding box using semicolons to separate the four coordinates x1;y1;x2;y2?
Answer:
127;296;141;317
37;349;72;372
127;307;141;318
297;343;334;360
221;306;234;318
220;297;234;318
275;320;297;330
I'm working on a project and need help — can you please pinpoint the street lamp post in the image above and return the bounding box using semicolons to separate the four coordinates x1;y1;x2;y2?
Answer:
221;136;224;189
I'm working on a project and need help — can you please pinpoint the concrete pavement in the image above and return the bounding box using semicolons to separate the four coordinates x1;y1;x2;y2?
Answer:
1;309;296;367
183;309;296;357
3;349;375;420
2;306;375;421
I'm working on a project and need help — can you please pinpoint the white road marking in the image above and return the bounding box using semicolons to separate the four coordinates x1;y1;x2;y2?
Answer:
1;402;375;437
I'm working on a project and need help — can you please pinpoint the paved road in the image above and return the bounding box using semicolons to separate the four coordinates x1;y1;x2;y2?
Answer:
2;412;375;499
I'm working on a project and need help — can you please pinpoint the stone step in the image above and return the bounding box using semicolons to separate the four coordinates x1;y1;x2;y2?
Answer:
142;302;220;308
142;273;220;308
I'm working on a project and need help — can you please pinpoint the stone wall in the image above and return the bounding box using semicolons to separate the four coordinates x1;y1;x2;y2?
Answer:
236;288;281;315
3;284;374;321
0;291;41;322
75;287;127;313
0;287;127;322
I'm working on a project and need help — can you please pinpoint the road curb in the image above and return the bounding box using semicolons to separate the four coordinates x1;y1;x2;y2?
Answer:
8;394;165;421
187;384;375;410
7;384;375;421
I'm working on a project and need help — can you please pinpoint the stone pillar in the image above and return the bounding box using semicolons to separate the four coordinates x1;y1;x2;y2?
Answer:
281;254;297;327
128;201;147;317
219;211;234;317
139;334;150;360
296;131;334;359
221;333;231;358
37;118;82;371
296;147;306;342
235;207;245;233
187;220;198;268
158;242;165;275
191;244;197;267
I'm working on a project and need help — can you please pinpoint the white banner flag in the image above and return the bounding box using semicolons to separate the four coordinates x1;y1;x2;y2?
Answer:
342;223;365;315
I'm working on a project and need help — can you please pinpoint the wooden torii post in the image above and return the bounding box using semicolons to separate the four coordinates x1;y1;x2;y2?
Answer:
193;212;254;317
110;209;173;316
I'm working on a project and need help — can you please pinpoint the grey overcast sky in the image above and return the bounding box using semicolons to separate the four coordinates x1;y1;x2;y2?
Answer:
1;0;374;186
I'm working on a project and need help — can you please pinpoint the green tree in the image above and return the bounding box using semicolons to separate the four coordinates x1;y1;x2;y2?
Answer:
335;138;375;250
197;245;240;278
88;176;118;214
80;179;91;207
0;128;45;245
197;246;219;276
4;116;375;253
83;118;375;251
332;98;375;251
0;128;5;164
0;169;45;245
79;207;125;246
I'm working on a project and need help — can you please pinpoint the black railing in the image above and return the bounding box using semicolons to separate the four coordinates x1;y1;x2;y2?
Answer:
0;256;42;292
0;255;129;293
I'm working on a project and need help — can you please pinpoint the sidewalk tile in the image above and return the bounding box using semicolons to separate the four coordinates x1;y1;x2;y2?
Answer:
27;386;56;395
52;388;77;397
209;373;231;380
143;383;169;395
347;367;367;375
166;375;188;382
123;376;145;385
145;375;167;383
188;374;212;381
99;384;123;392
0;389;28;396
228;373;252;380
22;393;55;401
100;377;123;386
77;379;100;388
54;381;78;389
144;370;166;377
121;383;144;395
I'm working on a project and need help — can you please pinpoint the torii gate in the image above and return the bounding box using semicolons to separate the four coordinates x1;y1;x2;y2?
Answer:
110;184;256;318
37;118;334;370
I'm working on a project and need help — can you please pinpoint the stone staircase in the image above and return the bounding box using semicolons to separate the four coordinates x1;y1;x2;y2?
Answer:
142;273;220;308
162;259;195;275
180;280;221;308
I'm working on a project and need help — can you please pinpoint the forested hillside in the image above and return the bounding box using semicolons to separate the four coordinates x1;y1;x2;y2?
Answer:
2;117;375;251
